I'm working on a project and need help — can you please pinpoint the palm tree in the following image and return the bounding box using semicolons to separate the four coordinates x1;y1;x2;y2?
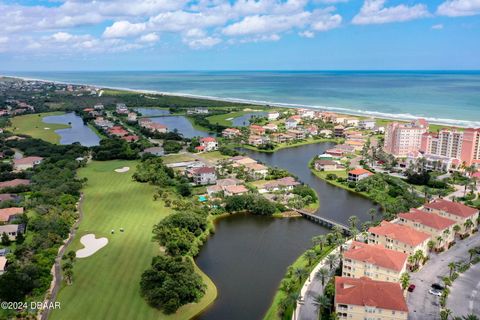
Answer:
440;308;452;320
316;268;329;286
313;294;331;317
312;235;326;251
461;314;480;320
437;235;444;248
64;268;74;285
442;276;452;287
468;248;477;263
464;219;474;234
326;254;337;270
304;249;317;267
287;292;301;320
348;215;359;230
427;240;436;252
448;262;456;277
400;272;410;290
293;267;308;284
368;208;377;222
280;279;295;294
453;224;461;235
414;250;425;266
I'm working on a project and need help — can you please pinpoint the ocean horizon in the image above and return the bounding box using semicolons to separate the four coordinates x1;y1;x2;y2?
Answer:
3;70;480;127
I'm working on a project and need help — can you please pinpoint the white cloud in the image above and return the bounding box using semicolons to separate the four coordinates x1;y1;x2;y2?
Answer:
437;0;480;17
138;32;159;43
183;36;222;49
431;23;444;29
51;32;74;42
299;30;315;38
352;0;430;25
0;36;9;44
311;8;343;31
103;21;147;38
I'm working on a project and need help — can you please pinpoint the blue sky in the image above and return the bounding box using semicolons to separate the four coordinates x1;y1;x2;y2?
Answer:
0;0;479;71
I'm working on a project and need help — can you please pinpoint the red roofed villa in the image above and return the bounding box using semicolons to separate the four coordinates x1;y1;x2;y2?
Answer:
347;168;373;182
0;207;24;224
422;199;479;235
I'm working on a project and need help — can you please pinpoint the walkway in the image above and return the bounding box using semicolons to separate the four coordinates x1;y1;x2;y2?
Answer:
407;232;480;320
447;261;480;317
294;209;350;234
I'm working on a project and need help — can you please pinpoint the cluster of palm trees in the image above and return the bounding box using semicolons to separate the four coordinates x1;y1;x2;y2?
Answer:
407;250;426;271
61;250;76;285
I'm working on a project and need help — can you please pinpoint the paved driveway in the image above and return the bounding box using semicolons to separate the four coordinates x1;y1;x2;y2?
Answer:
447;262;480;317
408;233;480;320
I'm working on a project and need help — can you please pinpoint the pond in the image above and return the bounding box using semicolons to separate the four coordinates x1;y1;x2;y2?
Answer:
232;112;268;127
149;116;212;138
134;107;170;117
43;112;100;146
195;142;378;320
195;214;329;320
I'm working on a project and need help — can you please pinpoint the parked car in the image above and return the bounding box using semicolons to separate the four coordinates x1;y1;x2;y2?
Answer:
408;284;416;292
429;289;442;296
431;283;445;291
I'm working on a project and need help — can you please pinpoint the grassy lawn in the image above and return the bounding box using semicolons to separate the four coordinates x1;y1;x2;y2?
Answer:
198;151;230;161
162;153;196;164
237;138;339;154
8;112;70;144
206;111;250;127
50;160;216;320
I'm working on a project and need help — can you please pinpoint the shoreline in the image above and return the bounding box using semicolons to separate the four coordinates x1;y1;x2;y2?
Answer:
2;74;478;128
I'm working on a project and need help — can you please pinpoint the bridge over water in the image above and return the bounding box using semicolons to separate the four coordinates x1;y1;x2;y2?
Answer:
293;209;351;235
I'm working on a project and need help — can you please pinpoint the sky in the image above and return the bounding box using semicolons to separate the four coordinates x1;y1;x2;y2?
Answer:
0;0;479;71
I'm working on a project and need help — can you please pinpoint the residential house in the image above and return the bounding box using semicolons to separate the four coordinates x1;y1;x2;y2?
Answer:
0;194;19;203
342;241;408;283
314;160;344;171
107;126;129;137
368;221;430;257
231;156;258;166
127;112;137;122
261;177;300;193
298;108;315;118
222;128;241;138
319;129;333;138
223;185;249;197
190;167;217;185
422;199;479;235
0;207;23;224
285;117;300;129
268;111;280;121
121;135;139;142
287;129;306;140
347;168;373;182
94;117;114;129
270;133;292;143
359;118;376;130
263;123;278;132
334;125;345;138
0;224;24;240
0;256;6;275
200;137;218;151
116;103;129;114
187;107;209;114
335;277;408;320
245;163;268;179
0;179;30;190
206;185;223;197
248;135;266;146
142;147;164;156
13;156;43;171
344;117;360;127
398;209;456;250
216;178;241;187
250;125;266;136
306;125;318;136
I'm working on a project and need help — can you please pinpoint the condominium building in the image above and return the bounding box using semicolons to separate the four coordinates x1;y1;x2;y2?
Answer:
461;128;480;166
420;129;463;159
398;209;456;250
342;241;408;283
335;277;408;320
368;221;431;257
422;199;479;235
384;119;428;156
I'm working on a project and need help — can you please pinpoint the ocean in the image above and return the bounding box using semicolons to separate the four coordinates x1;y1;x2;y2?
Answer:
4;70;480;127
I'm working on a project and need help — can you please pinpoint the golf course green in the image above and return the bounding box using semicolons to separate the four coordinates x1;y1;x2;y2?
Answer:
50;160;216;320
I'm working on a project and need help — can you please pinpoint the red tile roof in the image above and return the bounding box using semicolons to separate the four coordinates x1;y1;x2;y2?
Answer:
344;241;408;272
348;168;373;176
223;185;248;194
0;207;24;222
192;167;215;174
13;156;43;165
0;179;30;189
399;209;456;230
335;277;408;312
200;137;216;142
369;221;430;246
423;199;478;218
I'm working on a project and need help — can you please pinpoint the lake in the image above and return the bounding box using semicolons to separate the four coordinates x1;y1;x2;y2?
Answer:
134;107;170;117
232;112;268;127
149;116;212;138
43;112;100;146
195;142;378;320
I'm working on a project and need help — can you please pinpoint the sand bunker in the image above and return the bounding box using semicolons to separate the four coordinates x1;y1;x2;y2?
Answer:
76;234;108;258
44;127;50;130
115;166;130;173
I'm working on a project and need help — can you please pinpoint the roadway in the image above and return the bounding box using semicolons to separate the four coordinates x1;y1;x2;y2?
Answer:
407;232;480;320
447;262;480;317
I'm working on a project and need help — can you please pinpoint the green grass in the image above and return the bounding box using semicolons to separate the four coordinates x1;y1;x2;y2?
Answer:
8;112;70;144
206;111;251;127
198;151;230;161
50;160;216;320
162;153;196;164
238;137;340;153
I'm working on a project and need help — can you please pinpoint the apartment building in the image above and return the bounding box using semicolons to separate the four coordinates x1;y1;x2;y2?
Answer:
335;277;408;320
420;129;463;159
384;119;428;156
368;221;430;257
398;208;455;250
342;241;408;283
422;199;479;235
461;128;480;166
